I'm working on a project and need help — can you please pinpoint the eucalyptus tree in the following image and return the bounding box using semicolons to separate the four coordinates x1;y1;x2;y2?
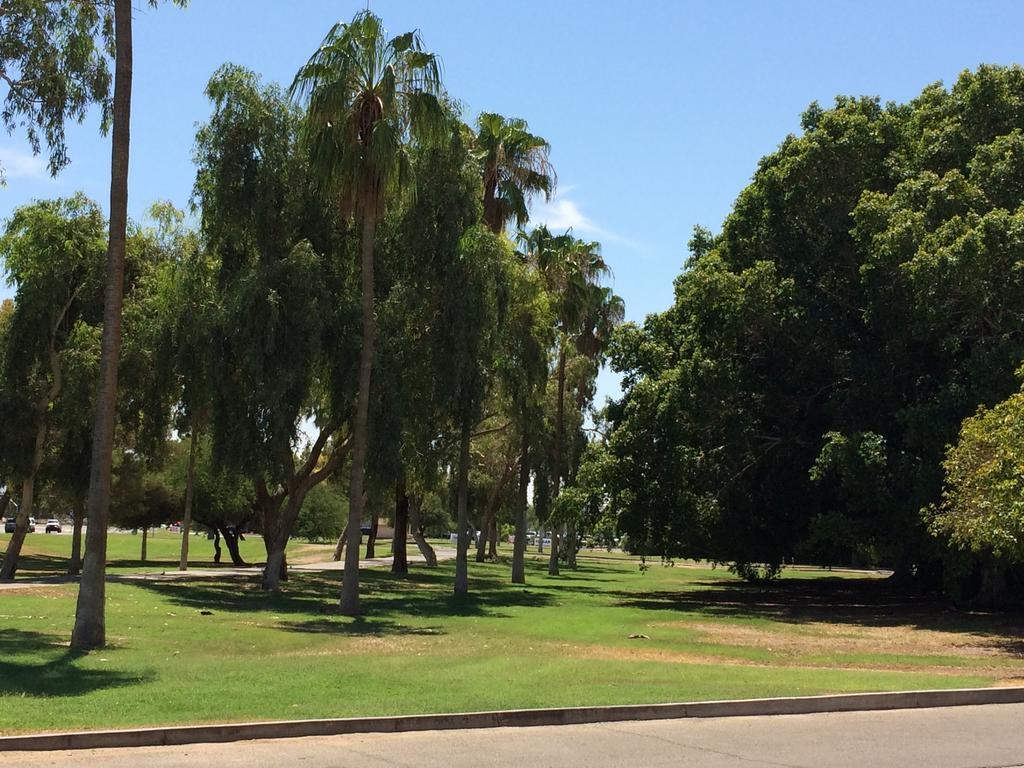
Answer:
363;102;481;575
0;0;113;180
475;113;556;234
0;196;106;581
290;10;445;614
193;64;357;591
138;207;215;571
45;321;100;576
441;226;510;595
492;259;552;581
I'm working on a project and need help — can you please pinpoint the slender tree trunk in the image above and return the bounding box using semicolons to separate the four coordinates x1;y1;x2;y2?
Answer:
341;209;377;616
365;507;379;559
512;431;529;584
3;325;64;580
548;345;567;576
478;461;515;564
140;527;148;562
68;496;85;576
408;495;437;566
488;515;498;559
566;518;577;570
332;524;347;562
212;528;222;564
1;356;58;581
178;430;198;571
454;421;472;595
71;0;132;650
392;479;409;574
1;474;38;581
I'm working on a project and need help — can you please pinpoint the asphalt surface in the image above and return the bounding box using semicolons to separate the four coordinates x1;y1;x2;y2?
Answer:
5;704;1024;767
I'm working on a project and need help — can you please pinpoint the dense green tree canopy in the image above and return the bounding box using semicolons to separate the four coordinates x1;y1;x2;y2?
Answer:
607;65;1024;583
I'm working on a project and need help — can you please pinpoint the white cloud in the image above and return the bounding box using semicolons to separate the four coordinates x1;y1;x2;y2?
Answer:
529;187;635;249
0;144;51;181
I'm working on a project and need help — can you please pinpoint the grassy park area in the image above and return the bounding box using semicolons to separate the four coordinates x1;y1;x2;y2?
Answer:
2;534;1023;734
0;528;333;577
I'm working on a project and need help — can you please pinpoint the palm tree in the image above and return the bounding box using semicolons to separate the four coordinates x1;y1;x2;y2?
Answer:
290;11;444;615
71;0;133;651
520;229;613;574
476;113;556;234
564;283;624;568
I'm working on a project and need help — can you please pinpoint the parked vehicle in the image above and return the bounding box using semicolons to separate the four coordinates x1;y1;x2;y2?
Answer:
4;518;36;534
45;519;62;533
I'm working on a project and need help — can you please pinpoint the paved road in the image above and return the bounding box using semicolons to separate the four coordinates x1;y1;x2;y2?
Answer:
5;704;1024;767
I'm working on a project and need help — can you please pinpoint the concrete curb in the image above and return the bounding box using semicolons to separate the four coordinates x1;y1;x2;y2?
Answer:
4;686;1024;752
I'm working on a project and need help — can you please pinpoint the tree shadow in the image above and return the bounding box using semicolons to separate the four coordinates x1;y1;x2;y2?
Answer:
0;553;74;578
0;629;153;698
284;617;446;636
612;577;1024;652
127;564;557;631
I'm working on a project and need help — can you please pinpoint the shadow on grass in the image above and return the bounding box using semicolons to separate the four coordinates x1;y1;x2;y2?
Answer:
0;553;73;577
0;629;152;698
613;577;1024;653
127;564;557;631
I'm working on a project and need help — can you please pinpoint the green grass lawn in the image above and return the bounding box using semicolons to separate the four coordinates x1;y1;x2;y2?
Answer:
1;543;1023;734
0;529;334;576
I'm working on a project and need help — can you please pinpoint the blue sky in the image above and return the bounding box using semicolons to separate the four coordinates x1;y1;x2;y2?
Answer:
3;0;1024;401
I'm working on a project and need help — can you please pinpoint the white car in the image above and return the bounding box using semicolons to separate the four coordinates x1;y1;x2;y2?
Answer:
45;518;62;533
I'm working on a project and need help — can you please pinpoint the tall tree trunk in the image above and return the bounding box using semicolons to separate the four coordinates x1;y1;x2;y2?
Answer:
454;420;472;595
68;496;85;576
512;431;529;584
178;429;198;571
71;0;132;651
341;209;377;616
548;345;567;576
408;495;436;566
140;527;148;562
392;479;409;574
332;524;347;562
365;507;379;559
212;527;222;564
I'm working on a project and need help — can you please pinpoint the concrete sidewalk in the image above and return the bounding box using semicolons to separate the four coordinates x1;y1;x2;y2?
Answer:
5;704;1024;767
